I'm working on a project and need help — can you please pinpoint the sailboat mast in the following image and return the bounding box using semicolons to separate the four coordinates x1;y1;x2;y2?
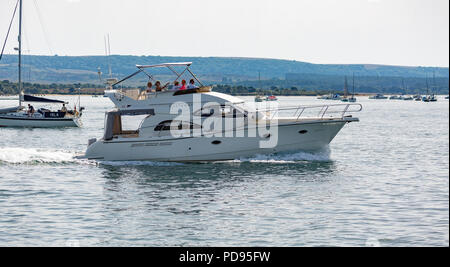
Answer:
344;76;348;97
352;73;355;96
18;0;23;107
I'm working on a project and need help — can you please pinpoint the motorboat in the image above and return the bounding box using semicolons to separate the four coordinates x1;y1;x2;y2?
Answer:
318;93;342;100
369;94;388;100
0;0;82;128
254;96;265;102
266;95;278;101
389;95;401;100
82;62;362;162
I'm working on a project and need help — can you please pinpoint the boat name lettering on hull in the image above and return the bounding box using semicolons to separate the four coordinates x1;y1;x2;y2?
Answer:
131;142;173;148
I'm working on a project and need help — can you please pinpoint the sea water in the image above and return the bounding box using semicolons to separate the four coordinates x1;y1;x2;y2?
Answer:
0;96;448;246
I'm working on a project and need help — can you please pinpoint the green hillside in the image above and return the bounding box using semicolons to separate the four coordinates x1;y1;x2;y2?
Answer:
0;55;448;94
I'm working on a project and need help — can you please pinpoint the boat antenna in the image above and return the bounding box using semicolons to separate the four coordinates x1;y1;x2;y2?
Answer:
105;34;112;78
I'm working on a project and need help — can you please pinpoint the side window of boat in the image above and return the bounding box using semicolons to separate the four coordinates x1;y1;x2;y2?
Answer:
194;105;246;118
193;107;216;118
221;105;246;118
154;120;177;131
154;120;201;131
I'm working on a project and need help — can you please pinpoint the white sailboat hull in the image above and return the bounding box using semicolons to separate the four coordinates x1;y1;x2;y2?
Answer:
0;115;81;128
84;119;354;162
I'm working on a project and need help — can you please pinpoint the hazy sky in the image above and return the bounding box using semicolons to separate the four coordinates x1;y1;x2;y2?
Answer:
1;0;449;67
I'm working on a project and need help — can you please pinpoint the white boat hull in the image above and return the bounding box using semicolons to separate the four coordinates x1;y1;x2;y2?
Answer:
0;115;81;128
84;119;354;162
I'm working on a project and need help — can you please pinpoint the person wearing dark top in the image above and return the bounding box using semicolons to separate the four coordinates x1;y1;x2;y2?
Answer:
27;104;35;117
155;81;169;92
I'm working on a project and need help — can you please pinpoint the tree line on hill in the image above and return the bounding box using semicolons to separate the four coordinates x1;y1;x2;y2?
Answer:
1;78;448;96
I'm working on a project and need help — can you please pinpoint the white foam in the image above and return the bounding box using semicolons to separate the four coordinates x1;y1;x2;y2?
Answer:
98;160;183;167
232;149;331;163
0;147;76;164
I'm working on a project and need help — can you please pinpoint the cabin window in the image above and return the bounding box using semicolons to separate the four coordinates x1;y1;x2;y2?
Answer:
154;120;201;131
193;108;216;118
193;105;246;118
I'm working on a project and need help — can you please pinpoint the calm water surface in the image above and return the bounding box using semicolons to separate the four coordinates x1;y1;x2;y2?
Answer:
0;95;448;246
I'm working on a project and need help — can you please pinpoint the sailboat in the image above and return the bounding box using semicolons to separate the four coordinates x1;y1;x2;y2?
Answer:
348;74;357;102
0;0;82;127
402;79;413;101
341;76;349;102
342;75;357;103
422;75;437;102
254;71;265;102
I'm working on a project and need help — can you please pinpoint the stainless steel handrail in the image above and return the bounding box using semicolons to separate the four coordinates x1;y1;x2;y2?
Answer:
258;103;362;121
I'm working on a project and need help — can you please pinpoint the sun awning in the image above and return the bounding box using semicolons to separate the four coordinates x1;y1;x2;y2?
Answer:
23;94;66;104
136;62;192;69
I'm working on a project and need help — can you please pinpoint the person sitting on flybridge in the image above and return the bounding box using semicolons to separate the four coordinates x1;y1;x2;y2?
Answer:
180;80;187;90
187;79;199;89
146;82;154;93
155;81;169;92
172;81;181;90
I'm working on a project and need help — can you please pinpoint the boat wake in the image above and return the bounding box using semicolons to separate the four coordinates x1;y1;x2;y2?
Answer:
97;160;184;167
0;147;78;165
0;147;331;166
232;149;332;163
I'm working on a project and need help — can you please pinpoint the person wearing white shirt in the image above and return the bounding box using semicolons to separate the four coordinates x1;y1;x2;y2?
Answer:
173;81;181;90
187;79;199;89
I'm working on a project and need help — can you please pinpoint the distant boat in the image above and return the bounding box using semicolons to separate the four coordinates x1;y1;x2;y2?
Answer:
389;95;401;100
318;93;341;100
401;79;413;100
266;95;278;101
342;74;357;102
254;71;265;102
254;95;265;102
422;95;437;102
341;76;349;102
369;94;388;100
445;96;449;100
422;75;438;102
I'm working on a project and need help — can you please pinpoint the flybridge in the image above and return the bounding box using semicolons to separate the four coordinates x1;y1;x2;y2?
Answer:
113;62;204;87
